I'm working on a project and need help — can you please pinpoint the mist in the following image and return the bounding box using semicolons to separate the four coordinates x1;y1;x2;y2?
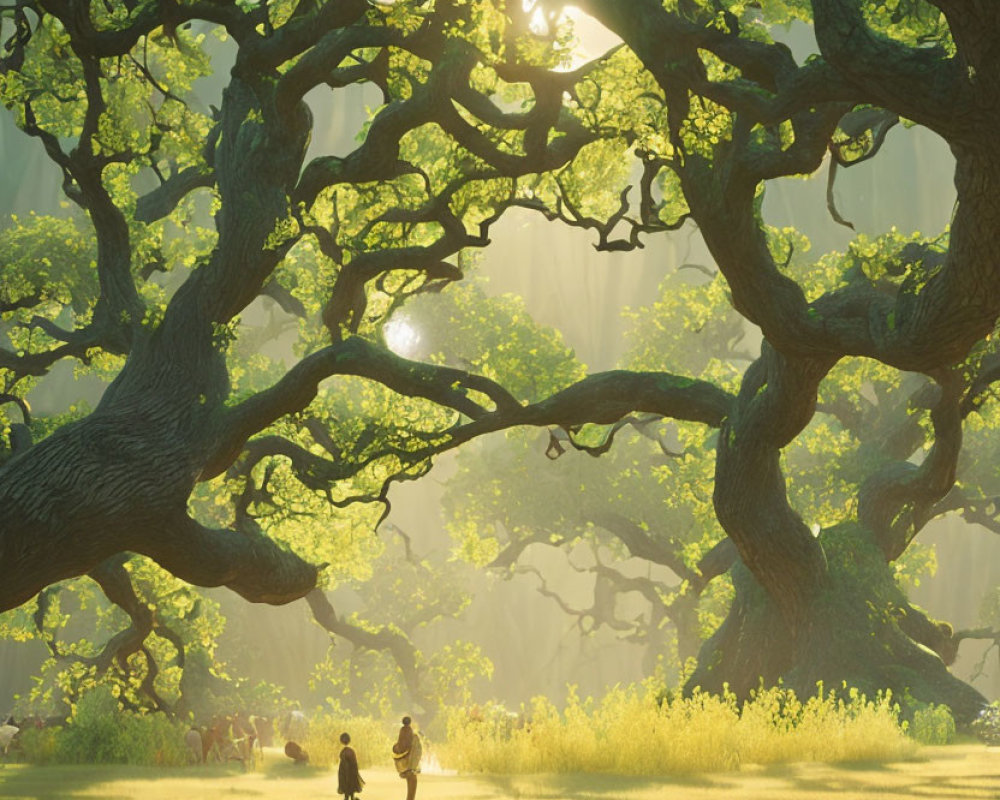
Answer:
2;10;998;732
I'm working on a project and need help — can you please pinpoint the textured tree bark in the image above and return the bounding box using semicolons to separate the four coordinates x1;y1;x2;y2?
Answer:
686;524;987;725
0;349;321;612
0;62;321;613
699;343;985;722
712;346;834;628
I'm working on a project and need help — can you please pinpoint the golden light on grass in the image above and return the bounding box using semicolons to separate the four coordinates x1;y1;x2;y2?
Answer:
441;684;917;775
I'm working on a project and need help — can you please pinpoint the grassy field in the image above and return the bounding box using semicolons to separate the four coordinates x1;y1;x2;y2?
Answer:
0;745;997;800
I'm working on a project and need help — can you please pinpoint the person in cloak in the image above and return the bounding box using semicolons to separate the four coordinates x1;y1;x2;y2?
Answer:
338;732;364;800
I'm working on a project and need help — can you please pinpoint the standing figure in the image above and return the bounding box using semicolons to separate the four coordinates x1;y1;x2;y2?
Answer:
392;716;422;800
337;732;364;800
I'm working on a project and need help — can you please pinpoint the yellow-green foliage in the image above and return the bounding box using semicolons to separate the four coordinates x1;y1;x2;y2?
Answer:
301;714;394;770
442;685;915;775
14;727;61;765
906;703;956;746
20;687;190;766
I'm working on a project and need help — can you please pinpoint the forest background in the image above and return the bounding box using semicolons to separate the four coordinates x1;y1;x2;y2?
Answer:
1;0;999;744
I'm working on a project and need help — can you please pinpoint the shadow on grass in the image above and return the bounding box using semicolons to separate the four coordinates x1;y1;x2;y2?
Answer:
0;762;248;799
460;749;1000;800
259;763;326;781
474;770;727;799
720;752;1000;800
1;747;997;800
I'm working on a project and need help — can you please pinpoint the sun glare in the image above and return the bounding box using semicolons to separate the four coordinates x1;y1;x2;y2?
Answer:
561;6;622;69
521;2;622;70
383;317;421;358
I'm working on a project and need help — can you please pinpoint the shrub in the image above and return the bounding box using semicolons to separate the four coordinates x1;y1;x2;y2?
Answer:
906;702;956;745
301;713;394;769
116;712;190;766
30;686;189;766
15;726;60;765
441;683;916;775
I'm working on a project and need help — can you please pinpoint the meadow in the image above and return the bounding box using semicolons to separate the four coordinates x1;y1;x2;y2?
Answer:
0;745;998;800
4;685;996;799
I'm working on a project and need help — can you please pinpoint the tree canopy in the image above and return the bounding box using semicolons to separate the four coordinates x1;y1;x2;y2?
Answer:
3;0;1000;724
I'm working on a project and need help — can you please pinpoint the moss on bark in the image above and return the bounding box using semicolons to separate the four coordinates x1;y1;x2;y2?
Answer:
686;523;986;725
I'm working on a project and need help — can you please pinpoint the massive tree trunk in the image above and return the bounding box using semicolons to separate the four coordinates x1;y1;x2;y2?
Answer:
0;328;322;612
567;0;1000;724
686;524;987;724
690;343;986;723
0;70;321;613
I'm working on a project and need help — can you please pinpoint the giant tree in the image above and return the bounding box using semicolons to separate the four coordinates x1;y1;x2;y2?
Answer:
535;0;998;722
2;0;716;722
0;0;630;706
403;0;1000;721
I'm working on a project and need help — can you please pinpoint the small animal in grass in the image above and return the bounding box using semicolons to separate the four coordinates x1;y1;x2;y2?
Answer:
284;740;310;765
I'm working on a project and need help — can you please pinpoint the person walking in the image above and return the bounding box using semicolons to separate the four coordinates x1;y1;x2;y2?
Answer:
392;716;422;800
338;732;364;800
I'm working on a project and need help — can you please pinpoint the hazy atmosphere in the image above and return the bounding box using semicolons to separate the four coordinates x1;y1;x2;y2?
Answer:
2;2;1000;799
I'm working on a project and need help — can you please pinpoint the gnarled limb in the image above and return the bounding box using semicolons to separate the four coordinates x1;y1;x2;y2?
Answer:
518;534;735;665
201;336;521;479
486;530;569;571
926;2;1000;90
88;556;171;713
138;514;319;606
811;0;969;139
582;0;1000;376
207;334;734;480
33;0;257;57
305;588;440;723
30;554;178;714
0;393;31;425
895;603;959;666
714;345;834;627
589;510;697;581
859;372;962;561
825;107;900;229
0;323;113;381
518;562;638;635
134;166;216;225
17;15;144;332
0;292;44;315
954;627;1000;685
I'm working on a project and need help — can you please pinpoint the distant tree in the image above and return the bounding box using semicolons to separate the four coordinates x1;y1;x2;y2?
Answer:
434;272;746;680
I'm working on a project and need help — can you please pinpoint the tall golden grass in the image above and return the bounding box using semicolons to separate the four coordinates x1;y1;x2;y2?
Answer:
301;715;394;769
441;684;916;775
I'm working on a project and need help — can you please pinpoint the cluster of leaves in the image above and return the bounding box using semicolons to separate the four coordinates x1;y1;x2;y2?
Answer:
3;556;292;726
19;685;190;766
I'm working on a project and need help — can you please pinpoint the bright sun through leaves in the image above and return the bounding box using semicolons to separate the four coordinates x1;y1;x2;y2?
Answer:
383;317;421;358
